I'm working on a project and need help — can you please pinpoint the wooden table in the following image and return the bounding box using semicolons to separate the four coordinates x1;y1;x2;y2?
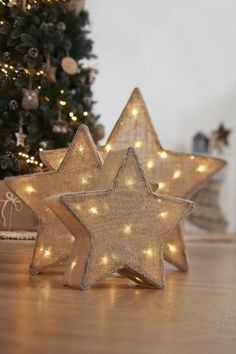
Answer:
0;240;236;354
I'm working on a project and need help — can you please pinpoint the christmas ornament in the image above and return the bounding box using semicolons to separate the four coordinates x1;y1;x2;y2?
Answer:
52;109;68;133
61;56;79;75
99;88;226;271
212;123;231;153
43;58;57;83
57;21;66;32
65;0;85;14
28;47;39;58
21;89;39;110
3;51;10;62
90;124;105;144
9;99;19;110
5;125;102;274
15;123;26;147
47;148;193;290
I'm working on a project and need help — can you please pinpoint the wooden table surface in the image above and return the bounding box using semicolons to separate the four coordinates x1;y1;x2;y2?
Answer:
0;240;236;354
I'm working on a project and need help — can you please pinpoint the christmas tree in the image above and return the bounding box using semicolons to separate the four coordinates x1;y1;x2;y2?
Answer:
0;0;102;179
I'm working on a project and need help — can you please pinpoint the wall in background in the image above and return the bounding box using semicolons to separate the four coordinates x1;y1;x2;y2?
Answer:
87;0;236;231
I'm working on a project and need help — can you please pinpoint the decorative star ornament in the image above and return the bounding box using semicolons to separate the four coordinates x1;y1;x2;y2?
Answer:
5;125;102;274
100;88;226;271
47;148;193;290
40;88;226;272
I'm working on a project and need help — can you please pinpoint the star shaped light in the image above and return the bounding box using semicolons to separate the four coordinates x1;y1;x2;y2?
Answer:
100;88;226;271
5;125;102;274
47;148;193;289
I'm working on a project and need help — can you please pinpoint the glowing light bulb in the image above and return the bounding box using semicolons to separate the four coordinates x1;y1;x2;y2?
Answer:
26;186;35;194
135;276;142;282
123;224;132;235
83;111;88;116
173;170;181;179
59;100;67;106
190;155;195;160
71;261;77;270
78;145;85;153
126;178;134;188
143;248;153;257
132;108;138;117
39;148;43;152
60;90;64;94
168;244;177;253
158;151;168;159
89;207;98;215
159;211;168;219
196;165;207;173
147;160;154;169
81;177;88;185
44;249;51;258
134;140;142;148
69;112;74;117
101;256;108;265
105;144;112;153
39;163;43;167
158;182;166;190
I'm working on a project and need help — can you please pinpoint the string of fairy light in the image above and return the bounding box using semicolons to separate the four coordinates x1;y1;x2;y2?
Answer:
18;151;44;167
0;0;68;8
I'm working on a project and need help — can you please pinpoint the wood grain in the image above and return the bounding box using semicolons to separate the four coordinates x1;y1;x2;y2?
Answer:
0;240;236;354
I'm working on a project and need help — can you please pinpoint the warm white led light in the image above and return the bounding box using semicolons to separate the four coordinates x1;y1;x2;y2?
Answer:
89;207;98;215
71;261;77;270
143;248;153;257
173;170;181;179
168;244;177;253
123;224;132;235
196;164;207;173
158;151;168;159
126;178;134;187
147;160;154;169
159;211;168;219
134;140;142;148
132;108;138;117
105;144;112;153
101;256;108;265
25;186;35;194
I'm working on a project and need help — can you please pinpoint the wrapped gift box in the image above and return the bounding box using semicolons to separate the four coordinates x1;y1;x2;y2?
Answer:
0;181;38;232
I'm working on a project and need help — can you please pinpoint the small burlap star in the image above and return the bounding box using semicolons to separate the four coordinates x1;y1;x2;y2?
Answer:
47;148;193;290
5;125;102;274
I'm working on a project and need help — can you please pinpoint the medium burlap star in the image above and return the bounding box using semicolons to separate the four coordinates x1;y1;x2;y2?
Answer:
5;125;102;274
47;148;193;289
101;89;226;271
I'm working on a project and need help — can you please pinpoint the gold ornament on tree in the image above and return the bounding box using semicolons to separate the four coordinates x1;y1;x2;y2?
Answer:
47;148;193;290
5;125;102;274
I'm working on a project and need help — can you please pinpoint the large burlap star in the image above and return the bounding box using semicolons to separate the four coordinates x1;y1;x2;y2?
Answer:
100;88;225;271
47;148;193;290
5;125;102;274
